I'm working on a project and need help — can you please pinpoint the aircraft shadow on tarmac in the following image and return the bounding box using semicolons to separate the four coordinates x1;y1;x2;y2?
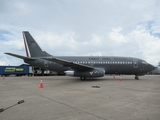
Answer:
71;76;143;82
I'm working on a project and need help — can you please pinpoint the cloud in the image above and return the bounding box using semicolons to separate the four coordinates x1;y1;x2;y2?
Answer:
32;31;104;56
109;27;128;44
0;56;23;66
0;60;6;65
108;25;160;65
0;0;160;66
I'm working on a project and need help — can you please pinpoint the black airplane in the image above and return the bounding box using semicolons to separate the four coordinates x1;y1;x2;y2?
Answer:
5;31;155;80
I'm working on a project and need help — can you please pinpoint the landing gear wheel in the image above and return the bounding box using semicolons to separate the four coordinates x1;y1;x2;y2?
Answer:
135;76;139;80
80;77;86;81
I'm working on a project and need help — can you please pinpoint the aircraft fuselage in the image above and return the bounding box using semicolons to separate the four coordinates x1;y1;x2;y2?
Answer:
24;56;154;76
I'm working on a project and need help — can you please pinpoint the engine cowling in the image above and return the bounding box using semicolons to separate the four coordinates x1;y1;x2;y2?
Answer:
65;68;105;77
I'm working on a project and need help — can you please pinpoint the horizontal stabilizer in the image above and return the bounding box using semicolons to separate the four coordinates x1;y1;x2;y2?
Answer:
5;53;35;60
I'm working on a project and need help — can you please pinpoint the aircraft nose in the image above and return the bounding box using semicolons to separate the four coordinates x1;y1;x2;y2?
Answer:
148;64;156;71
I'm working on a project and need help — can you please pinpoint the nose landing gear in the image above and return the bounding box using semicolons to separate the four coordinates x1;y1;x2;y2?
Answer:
80;77;86;81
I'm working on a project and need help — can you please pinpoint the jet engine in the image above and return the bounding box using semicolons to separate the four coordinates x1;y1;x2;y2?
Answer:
65;68;105;79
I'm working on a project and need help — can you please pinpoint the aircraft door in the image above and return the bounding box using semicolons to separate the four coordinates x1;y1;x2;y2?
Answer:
133;59;138;68
44;60;48;67
90;60;95;66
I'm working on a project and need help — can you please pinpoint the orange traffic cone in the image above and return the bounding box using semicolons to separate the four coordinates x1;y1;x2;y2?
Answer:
39;80;44;88
2;76;5;80
113;75;115;79
119;77;122;82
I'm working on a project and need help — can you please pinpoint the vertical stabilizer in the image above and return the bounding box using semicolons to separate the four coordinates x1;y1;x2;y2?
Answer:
23;31;51;57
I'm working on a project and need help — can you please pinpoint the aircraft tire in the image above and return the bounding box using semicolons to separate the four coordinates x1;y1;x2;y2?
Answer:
135;76;139;80
80;77;86;81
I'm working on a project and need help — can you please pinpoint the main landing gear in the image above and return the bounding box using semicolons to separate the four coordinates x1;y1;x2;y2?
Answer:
135;76;139;80
80;77;86;81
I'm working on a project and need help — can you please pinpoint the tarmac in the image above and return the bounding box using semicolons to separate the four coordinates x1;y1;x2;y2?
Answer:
0;75;160;120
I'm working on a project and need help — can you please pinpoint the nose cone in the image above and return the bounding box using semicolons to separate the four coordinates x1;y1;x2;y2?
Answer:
148;64;156;71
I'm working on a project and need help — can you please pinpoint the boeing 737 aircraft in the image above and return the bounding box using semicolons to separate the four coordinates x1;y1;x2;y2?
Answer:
5;31;155;80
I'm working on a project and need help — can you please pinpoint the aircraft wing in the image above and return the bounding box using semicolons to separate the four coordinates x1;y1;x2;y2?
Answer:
43;57;94;70
5;53;35;60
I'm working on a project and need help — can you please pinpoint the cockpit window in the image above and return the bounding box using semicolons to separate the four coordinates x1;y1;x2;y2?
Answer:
142;61;148;65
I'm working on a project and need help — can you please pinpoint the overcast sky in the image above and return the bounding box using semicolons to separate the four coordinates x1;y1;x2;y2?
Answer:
0;0;160;66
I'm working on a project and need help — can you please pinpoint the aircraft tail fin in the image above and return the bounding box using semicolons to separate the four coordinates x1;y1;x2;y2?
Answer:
23;31;51;57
